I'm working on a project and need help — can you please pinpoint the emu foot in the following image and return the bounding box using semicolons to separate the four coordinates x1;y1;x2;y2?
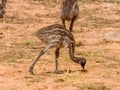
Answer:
29;67;34;75
55;70;60;74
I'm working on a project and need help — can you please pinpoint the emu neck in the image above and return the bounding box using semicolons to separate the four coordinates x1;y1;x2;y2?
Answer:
69;43;78;63
69;44;83;64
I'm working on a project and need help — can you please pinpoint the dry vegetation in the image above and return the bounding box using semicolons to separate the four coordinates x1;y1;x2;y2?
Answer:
0;0;120;90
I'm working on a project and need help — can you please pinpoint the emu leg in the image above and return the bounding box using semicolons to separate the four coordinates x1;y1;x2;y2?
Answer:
69;17;76;32
29;44;52;75
55;48;60;74
2;0;7;7
61;18;66;28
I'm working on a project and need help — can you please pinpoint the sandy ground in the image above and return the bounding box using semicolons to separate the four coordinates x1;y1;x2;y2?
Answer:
0;0;120;90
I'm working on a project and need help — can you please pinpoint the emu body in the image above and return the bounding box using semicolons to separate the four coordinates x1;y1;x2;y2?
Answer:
61;0;79;32
0;0;7;18
29;24;86;74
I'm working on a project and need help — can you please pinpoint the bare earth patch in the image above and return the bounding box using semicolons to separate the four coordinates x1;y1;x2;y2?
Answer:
0;0;120;90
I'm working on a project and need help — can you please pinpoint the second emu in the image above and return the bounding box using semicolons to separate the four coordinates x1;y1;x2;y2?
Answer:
29;24;86;74
0;0;7;18
61;0;79;32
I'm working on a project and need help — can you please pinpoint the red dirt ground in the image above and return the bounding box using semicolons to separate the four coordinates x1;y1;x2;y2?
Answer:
0;0;120;90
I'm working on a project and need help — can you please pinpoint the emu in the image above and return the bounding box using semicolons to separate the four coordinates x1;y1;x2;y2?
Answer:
61;0;79;32
29;24;86;74
0;0;7;18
